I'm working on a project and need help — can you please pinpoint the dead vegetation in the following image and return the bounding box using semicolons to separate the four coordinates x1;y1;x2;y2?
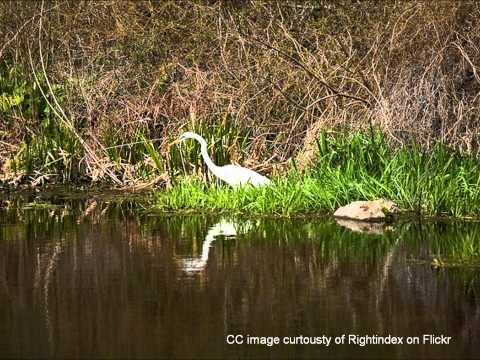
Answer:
0;1;479;185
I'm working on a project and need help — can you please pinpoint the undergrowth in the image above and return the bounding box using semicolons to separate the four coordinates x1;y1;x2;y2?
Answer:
3;2;480;181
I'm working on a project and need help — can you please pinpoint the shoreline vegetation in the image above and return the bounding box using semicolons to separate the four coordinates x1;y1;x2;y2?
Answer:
154;131;480;218
1;129;480;219
1;2;480;219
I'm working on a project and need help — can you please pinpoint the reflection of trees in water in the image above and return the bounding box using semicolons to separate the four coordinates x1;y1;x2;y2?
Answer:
0;206;479;358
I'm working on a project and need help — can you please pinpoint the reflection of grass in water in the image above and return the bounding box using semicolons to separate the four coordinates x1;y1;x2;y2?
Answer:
146;214;397;265
148;214;480;298
402;221;480;266
0;194;145;240
2;198;480;300
157;215;480;298
435;231;480;265
22;201;60;210
4;193;480;269
249;218;395;261
398;221;480;299
131;213;480;269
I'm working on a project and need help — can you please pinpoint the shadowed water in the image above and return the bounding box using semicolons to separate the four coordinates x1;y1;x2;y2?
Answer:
0;195;479;359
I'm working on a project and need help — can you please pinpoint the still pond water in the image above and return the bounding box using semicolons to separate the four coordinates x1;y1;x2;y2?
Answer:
0;194;479;359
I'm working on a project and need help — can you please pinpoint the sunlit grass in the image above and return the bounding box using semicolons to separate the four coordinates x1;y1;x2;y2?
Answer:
155;131;480;218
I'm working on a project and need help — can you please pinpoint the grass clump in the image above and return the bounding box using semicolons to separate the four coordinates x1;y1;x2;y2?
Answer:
155;131;480;218
12;119;84;183
156;175;331;216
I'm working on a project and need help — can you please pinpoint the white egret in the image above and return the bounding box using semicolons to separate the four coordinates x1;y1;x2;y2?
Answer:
178;131;271;188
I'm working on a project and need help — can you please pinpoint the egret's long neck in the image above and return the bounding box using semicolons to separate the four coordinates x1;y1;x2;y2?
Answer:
197;137;219;172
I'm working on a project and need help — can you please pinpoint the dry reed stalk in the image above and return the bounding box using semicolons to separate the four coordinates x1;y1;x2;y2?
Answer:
1;1;479;181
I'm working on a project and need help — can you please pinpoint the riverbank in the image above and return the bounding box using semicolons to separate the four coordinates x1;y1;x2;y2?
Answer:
154;131;480;218
2;130;480;219
1;185;479;267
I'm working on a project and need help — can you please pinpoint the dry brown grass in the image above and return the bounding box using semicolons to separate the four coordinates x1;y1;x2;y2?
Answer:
1;1;479;182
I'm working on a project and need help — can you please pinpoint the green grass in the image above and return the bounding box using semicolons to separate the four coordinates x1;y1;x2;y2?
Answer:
13;119;84;181
154;131;480;218
1;63;85;183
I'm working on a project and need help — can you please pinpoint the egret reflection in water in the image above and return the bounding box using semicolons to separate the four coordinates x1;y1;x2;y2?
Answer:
177;218;251;274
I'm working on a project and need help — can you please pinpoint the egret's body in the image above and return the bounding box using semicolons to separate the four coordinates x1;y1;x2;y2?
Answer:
179;131;270;188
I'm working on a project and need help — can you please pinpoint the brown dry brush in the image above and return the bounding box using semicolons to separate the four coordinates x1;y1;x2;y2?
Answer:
0;1;479;184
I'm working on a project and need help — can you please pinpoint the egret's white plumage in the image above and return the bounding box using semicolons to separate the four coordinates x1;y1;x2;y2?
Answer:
178;131;270;188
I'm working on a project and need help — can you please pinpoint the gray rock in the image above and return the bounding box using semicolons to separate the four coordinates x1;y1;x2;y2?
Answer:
334;199;398;222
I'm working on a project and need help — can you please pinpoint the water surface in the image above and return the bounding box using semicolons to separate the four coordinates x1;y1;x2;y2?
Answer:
0;195;479;359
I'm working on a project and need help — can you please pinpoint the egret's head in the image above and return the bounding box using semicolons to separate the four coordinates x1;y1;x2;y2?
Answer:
178;131;205;145
178;131;194;141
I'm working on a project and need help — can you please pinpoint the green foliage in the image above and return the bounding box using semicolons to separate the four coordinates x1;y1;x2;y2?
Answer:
13;118;84;182
0;64;29;113
141;134;163;170
0;63;64;121
155;131;480;218
94;115;251;182
101;128;163;180
312;131;480;216
0;62;83;183
167;116;251;181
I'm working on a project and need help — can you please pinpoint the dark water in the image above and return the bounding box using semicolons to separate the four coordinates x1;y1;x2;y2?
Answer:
0;195;479;359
